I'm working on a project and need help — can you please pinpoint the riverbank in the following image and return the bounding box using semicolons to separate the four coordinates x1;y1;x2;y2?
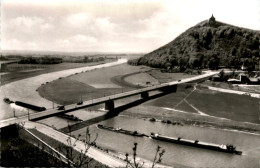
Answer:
1;60;113;86
120;105;260;134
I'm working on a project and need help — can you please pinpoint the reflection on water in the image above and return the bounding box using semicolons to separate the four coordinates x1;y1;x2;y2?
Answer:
72;116;260;168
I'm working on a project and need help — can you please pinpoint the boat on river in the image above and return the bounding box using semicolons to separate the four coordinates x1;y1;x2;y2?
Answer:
3;98;14;104
15;101;46;112
150;133;242;155
97;124;146;137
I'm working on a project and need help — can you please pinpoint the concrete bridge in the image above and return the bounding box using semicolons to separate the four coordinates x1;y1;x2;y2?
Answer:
0;71;218;128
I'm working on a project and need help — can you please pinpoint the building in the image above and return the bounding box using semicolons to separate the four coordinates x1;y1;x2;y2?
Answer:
249;77;260;84
208;14;216;27
227;73;249;84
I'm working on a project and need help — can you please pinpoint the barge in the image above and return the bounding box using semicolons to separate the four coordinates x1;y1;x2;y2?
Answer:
97;124;146;137
150;133;242;155
15;101;46;112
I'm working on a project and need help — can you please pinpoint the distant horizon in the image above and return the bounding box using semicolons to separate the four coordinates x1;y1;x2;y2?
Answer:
1;49;145;56
2;0;259;53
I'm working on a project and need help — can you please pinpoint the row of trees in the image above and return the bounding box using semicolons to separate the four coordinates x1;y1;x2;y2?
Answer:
18;56;63;64
83;56;105;63
128;52;259;72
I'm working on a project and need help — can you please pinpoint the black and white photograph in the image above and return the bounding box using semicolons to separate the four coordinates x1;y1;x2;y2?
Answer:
0;0;259;167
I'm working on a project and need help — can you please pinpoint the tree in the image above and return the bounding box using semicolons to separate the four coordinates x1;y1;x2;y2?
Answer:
219;70;225;81
178;57;189;71
58;125;98;168
208;55;219;70
125;142;165;168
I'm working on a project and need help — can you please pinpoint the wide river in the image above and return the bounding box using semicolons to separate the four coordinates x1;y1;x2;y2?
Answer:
72;116;260;168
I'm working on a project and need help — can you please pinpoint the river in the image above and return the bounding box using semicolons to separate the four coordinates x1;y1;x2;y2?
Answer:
71;116;260;168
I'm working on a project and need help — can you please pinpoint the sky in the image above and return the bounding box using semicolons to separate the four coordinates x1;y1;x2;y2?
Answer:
1;0;259;53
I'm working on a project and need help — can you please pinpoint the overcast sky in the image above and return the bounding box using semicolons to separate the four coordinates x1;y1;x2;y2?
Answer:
1;0;259;53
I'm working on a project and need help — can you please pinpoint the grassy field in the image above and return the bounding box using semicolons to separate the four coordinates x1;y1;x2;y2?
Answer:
147;70;198;83
68;63;149;88
141;84;260;124
38;77;122;105
124;72;159;86
187;88;260;123
38;64;150;105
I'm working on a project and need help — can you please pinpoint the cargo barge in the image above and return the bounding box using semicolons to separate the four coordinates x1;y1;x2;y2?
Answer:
97;124;146;137
150;133;242;155
15;101;46;112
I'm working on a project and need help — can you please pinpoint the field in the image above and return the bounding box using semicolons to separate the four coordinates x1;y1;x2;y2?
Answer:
147;70;198;83
38;64;150;105
187;88;260;123
140;84;260;124
124;72;159;86
68;63;149;88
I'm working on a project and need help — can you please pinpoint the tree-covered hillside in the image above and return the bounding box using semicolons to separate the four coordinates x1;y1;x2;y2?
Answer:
129;15;259;72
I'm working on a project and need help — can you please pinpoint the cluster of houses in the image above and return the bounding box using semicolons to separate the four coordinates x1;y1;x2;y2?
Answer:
227;73;260;85
211;63;260;85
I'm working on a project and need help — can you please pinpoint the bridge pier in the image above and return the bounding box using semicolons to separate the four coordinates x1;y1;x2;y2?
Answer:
141;92;149;99
169;85;177;92
105;100;115;111
160;84;178;93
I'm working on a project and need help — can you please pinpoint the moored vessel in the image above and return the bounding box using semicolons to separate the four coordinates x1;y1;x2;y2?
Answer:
97;124;146;137
150;133;242;155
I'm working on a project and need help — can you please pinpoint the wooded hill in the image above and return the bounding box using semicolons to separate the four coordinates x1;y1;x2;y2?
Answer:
128;15;259;72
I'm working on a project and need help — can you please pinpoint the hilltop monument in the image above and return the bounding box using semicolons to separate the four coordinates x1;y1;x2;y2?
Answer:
208;14;216;27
